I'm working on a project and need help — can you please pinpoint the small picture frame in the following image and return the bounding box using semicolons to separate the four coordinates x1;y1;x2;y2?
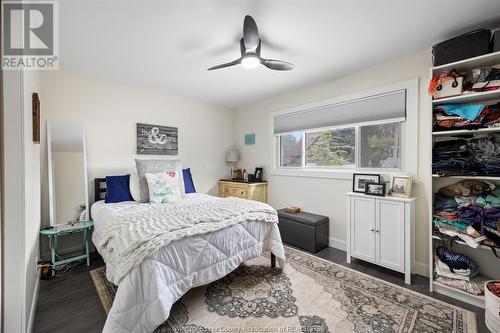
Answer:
365;182;386;197
352;173;380;193
254;167;263;181
390;175;412;198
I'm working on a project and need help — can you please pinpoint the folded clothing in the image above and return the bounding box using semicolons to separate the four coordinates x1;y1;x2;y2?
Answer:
436;276;489;295
436;246;478;276
458;205;500;234
434;194;459;212
485;187;500;208
435;255;472;277
437;104;486;121
433;136;500;176
433;103;500;131
437;227;486;249
433;215;470;231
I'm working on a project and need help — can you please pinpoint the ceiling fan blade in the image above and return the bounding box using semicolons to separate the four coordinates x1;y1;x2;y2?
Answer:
240;38;246;56
243;15;259;50
256;39;261;56
207;59;241;71
262;59;295;71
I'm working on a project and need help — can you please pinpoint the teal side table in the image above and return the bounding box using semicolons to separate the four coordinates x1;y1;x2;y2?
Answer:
40;220;94;275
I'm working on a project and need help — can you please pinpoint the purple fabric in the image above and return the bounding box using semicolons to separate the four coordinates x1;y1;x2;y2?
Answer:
458;205;500;234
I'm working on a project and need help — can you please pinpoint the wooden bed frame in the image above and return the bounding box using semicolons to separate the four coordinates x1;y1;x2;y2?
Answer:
92;178;276;268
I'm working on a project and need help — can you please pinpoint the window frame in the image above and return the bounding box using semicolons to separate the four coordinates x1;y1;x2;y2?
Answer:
271;79;418;180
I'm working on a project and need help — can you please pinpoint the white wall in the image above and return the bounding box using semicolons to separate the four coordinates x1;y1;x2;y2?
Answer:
39;71;235;253
235;50;432;275
2;67;42;332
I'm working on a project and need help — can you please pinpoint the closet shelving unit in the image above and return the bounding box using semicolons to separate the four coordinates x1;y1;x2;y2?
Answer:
429;51;500;309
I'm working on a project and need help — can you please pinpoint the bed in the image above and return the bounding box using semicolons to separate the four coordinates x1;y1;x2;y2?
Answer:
91;178;285;333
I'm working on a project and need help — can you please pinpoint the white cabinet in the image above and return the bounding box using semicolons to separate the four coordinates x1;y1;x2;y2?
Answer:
347;192;415;284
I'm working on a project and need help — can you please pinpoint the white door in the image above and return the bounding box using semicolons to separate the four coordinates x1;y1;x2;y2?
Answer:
350;196;376;262
376;199;405;271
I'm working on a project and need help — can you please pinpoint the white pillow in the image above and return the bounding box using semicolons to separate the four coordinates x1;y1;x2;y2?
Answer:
145;171;182;204
129;172;141;202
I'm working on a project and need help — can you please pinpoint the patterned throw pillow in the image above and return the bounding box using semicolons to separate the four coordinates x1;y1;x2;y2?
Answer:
135;159;184;202
145;171;182;204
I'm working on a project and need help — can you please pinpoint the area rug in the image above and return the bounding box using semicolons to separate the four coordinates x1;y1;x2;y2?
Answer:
90;246;477;333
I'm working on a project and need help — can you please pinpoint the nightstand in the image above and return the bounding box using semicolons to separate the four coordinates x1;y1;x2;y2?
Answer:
40;220;94;275
218;180;268;202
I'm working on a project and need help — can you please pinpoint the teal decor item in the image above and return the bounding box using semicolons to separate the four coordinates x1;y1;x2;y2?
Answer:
245;133;255;145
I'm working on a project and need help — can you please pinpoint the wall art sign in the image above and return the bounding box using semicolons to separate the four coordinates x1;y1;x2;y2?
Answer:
137;123;178;155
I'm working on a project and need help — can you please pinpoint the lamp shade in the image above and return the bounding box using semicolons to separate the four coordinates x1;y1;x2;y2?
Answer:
226;149;239;163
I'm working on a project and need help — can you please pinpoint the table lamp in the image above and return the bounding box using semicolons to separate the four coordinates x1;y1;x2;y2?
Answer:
226;149;239;179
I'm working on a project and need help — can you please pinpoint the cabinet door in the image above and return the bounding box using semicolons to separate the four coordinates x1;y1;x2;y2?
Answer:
350;196;376;262
376;199;405;271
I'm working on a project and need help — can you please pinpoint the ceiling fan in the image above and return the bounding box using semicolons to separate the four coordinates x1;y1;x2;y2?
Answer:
208;15;294;71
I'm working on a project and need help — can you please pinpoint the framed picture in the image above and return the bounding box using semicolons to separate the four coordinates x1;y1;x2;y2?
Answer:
244;133;255;145
390;175;412;197
352;173;380;193
254;167;263;181
365;182;386;197
137;123;178;155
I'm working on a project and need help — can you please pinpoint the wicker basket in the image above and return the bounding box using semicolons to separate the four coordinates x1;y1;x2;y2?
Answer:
485;281;500;333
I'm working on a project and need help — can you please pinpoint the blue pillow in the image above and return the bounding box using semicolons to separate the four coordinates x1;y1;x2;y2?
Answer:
105;175;134;203
183;168;196;193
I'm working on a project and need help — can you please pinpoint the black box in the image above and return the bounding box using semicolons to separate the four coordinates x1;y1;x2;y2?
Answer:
433;29;491;66
277;209;329;253
493;30;500;53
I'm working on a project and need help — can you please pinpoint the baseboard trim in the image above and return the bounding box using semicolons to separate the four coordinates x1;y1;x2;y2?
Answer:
327;238;429;278
27;270;41;333
414;261;429;277
329;237;346;251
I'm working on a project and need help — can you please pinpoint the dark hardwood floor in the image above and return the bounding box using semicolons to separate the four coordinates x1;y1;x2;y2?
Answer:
33;247;491;333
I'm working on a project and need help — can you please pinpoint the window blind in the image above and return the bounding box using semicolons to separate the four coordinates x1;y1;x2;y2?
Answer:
273;90;406;134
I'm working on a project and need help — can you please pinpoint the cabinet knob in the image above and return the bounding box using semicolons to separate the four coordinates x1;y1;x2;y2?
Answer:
376;230;380;233
370;229;375;232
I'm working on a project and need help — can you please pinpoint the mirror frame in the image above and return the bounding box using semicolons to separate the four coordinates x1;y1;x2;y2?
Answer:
47;120;89;226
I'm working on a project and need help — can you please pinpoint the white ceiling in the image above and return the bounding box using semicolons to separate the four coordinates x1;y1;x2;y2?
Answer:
60;0;500;108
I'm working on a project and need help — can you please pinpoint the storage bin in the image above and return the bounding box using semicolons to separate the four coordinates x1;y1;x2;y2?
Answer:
433;29;491;66
485;281;500;333
277;209;329;253
493;30;500;53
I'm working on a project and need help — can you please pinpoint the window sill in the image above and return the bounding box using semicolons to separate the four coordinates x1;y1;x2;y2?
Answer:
271;168;355;180
270;167;412;182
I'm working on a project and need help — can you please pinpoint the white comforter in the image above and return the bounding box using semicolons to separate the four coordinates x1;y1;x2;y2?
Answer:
92;193;285;333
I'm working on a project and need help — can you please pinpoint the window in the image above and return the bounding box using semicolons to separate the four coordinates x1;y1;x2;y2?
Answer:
272;79;418;176
359;123;400;168
305;128;355;167
278;123;400;170
279;133;302;167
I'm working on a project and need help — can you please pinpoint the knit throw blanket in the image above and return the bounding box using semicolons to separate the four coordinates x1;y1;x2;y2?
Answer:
99;197;278;284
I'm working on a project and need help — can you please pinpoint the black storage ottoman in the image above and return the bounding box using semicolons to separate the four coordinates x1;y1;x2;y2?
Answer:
277;209;329;253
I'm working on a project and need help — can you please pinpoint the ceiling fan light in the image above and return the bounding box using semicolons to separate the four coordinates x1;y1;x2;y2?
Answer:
241;55;260;69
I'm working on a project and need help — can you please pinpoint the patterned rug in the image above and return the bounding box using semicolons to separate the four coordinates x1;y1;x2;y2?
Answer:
90;246;477;333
